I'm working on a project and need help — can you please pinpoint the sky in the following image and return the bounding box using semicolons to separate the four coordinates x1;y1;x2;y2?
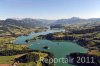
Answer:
0;0;100;19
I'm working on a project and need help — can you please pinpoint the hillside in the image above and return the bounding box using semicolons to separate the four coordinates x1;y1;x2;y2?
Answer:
0;18;47;36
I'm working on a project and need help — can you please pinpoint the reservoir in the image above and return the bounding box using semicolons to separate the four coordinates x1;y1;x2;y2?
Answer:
15;29;87;66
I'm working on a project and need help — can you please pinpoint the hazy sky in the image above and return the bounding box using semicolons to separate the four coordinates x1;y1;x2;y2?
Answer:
0;0;100;19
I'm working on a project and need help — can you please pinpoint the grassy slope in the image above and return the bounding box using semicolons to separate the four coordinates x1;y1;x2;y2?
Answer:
0;52;48;64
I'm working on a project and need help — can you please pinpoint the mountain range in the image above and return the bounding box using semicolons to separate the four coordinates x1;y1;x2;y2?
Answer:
0;17;100;29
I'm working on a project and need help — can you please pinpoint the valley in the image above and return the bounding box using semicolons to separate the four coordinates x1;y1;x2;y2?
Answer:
0;18;100;66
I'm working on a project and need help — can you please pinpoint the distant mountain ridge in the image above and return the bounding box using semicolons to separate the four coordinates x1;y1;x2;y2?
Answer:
0;18;46;29
51;17;100;25
0;17;100;29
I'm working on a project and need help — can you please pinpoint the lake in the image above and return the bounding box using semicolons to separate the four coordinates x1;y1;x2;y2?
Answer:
15;29;87;66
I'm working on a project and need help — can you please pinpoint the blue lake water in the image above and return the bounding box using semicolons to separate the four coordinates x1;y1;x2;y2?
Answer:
15;29;87;66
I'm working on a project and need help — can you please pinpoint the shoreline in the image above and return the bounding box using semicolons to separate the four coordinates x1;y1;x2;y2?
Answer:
32;32;100;56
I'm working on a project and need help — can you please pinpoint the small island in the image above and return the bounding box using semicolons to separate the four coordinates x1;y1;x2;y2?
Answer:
43;46;49;50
